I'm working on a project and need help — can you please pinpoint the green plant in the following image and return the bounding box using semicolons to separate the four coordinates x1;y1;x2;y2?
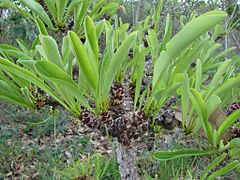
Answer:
153;138;240;179
68;16;137;114
0;0;119;34
134;11;227;117
200;141;240;180
57;154;120;180
0;16;137;116
0;37;49;109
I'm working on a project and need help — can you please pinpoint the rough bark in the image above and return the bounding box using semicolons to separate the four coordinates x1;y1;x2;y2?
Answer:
114;139;139;180
135;0;146;24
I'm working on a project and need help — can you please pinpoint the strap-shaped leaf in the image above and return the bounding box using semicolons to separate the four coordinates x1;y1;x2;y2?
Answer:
92;3;118;21
56;0;68;22
133;46;145;111
160;13;172;52
206;94;221;117
218;109;240;138
35;60;90;109
16;39;29;53
171;38;208;79
0;80;33;108
195;59;202;90
153;0;163;27
103;31;137;95
0;44;27;58
200;153;227;180
89;0;105;17
68;31;98;91
65;0;84;22
209;47;235;64
0;57;69;111
229;138;240;148
44;0;57;21
39;35;64;69
19;0;54;29
147;29;159;61
207;161;240;179
208;59;232;90
84;16;98;63
36;17;48;35
190;88;213;142
180;73;190;128
153;149;215;161
96;20;105;39
17;57;37;72
215;77;240;98
74;0;90;32
0;0;16;9
153;10;227;87
202;43;222;64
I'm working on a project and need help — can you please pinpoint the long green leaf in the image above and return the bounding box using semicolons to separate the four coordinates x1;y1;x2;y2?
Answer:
153;149;215;161
200;153;227;180
195;59;202;90
190;88;213;142
44;0;57;21
68;31;97;91
0;80;33;108
160;13;172;52
218;109;240;138
103;31;137;95
215;77;240;98
153;11;227;87
0;57;70;111
19;0;54;29
153;0;163;27
84;16;98;63
208;59;232;89
56;0;68;22
181;73;190;128
36;17;48;35
39;35;64;69
207;161;240;180
92;3;118;21
0;44;27;58
35;60;90;110
133;47;145;111
89;0;106;17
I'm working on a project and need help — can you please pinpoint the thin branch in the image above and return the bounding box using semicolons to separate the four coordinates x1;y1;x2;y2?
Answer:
231;32;240;49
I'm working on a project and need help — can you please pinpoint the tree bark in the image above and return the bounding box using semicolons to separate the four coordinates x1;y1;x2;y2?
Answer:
135;0;146;24
115;139;139;180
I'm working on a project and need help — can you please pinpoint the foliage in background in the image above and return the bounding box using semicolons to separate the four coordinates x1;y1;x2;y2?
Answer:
0;0;240;179
0;10;36;45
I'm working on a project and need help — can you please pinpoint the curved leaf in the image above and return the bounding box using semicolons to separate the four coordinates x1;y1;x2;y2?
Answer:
190;88;213;142
36;17;48;35
153;11;227;87
35;60;90;109
153;149;215;161
200;153;227;180
68;31;98;91
0;44;27;58
39;35;64;69
207;161;240;180
84;16;98;62
19;0;54;29
218;109;240;138
103;31;137;95
0;57;69;111
0;80;33;108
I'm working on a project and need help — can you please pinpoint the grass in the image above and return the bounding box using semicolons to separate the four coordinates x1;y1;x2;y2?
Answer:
0;101;239;179
0;101;121;179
